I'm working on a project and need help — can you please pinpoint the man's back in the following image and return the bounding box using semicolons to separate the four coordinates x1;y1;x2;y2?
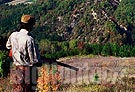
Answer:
6;29;38;66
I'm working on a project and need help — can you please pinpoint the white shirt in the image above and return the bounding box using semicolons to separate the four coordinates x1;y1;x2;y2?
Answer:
6;29;40;66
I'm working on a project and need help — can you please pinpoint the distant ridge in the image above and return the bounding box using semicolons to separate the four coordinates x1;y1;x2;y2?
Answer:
6;0;33;5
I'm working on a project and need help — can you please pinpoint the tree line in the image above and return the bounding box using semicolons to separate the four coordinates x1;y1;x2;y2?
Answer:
39;39;135;58
1;40;135;77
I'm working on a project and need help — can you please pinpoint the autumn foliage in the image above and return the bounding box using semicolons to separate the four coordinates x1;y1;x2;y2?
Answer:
37;64;61;92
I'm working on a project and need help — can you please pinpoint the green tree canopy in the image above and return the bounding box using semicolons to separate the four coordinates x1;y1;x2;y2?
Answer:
115;0;135;27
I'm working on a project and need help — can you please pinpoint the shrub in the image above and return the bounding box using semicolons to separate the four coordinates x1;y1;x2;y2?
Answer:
0;50;11;77
37;64;61;91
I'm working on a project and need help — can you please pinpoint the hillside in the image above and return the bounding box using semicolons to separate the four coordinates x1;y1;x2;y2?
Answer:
0;0;134;44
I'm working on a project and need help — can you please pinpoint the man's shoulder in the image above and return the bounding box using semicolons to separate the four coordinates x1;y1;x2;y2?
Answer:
27;36;34;42
11;31;18;35
21;33;34;41
10;31;19;38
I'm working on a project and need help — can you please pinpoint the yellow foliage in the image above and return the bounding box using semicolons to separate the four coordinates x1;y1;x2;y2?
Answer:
37;65;61;92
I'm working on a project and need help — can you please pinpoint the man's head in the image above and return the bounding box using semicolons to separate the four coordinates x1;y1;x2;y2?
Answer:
20;14;36;31
21;15;35;24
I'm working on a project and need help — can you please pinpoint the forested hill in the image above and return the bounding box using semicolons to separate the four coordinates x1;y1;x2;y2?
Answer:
0;0;135;52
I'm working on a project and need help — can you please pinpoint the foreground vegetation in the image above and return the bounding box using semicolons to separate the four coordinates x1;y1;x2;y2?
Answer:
59;79;135;92
1;75;135;91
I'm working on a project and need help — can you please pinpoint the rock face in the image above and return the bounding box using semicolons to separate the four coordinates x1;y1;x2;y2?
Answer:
7;0;26;5
58;56;135;84
6;0;32;5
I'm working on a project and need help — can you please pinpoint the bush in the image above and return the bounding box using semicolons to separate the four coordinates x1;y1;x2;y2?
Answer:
37;64;61;91
0;50;11;77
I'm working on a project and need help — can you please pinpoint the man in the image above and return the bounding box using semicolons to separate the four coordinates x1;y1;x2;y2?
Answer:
6;15;40;92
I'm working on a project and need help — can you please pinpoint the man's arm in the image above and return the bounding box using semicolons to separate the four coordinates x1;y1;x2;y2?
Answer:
6;36;11;49
27;38;40;65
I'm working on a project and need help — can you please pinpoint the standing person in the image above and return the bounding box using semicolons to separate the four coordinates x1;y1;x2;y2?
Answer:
6;14;41;92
